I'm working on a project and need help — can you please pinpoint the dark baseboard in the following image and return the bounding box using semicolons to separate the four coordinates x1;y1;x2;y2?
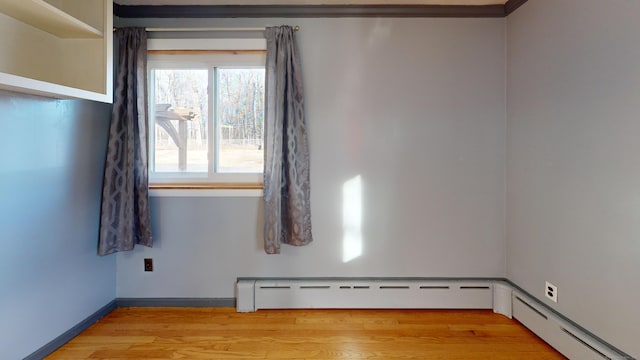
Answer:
23;297;235;359
117;297;236;308
23;300;117;360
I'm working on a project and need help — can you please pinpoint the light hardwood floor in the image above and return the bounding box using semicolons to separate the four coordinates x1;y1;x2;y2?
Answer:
46;308;566;359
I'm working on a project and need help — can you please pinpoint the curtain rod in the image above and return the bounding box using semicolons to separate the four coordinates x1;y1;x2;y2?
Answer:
114;26;299;32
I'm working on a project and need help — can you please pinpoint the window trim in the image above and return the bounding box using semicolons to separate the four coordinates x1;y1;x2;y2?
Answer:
146;38;267;193
148;188;263;197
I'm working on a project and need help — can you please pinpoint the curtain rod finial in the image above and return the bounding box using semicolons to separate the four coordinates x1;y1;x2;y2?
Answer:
294;25;300;32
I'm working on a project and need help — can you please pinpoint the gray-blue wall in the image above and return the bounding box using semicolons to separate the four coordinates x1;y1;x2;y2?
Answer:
0;90;115;359
115;17;507;298
1;1;637;357
507;0;640;357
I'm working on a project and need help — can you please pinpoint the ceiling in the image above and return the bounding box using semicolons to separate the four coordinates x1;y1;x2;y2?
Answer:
115;0;507;5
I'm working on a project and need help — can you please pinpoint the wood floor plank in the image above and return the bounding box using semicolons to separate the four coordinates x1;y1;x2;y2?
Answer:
45;308;566;359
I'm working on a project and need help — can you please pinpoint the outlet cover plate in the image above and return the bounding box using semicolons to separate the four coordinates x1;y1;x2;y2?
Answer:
144;258;153;272
545;281;558;303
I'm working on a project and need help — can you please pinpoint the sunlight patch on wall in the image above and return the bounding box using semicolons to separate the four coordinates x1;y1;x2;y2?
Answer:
342;175;363;263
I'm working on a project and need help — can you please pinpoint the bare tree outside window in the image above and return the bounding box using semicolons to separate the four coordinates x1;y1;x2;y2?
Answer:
150;67;264;175
218;68;265;172
153;69;208;172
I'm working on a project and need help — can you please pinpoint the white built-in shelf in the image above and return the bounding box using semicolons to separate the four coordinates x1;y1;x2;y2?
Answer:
0;0;112;102
0;0;102;38
0;72;110;103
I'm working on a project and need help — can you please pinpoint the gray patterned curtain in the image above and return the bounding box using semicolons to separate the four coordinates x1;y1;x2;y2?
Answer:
98;28;152;256
263;26;312;254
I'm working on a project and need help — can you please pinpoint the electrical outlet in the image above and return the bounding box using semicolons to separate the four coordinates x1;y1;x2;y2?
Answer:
545;281;558;303
144;258;153;272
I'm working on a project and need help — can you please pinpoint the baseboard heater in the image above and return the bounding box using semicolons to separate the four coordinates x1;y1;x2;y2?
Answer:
237;278;497;312
236;278;632;360
511;290;631;360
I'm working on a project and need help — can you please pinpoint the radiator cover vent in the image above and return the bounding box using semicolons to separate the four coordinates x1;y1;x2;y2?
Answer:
511;290;628;360
237;278;494;312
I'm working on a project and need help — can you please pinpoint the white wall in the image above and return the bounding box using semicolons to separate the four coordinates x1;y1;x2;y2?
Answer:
117;17;507;298
507;0;640;357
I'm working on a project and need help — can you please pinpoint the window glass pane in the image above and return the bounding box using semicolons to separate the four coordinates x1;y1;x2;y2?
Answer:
152;69;209;173
217;68;265;173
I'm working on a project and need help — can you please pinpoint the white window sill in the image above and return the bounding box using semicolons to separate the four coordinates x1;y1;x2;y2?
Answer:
149;188;263;197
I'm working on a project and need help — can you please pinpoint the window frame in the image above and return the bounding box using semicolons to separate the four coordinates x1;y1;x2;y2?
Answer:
146;38;267;188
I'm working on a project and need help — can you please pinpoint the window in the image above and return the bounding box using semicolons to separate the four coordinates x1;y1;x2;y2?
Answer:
147;39;266;186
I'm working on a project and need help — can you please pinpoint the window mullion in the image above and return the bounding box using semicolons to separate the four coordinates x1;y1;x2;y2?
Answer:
213;67;220;175
208;67;215;178
148;70;157;174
